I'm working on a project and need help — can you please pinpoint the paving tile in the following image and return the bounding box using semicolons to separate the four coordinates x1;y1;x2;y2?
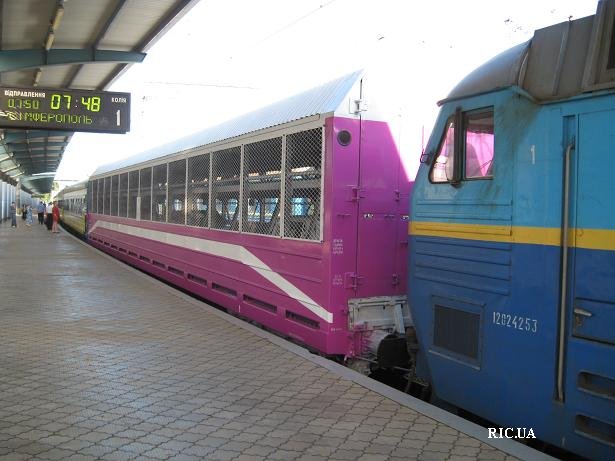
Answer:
242;444;275;456
99;450;137;460
0;224;518;461
62;454;98;461
355;455;389;461
329;448;365;460
121;442;157;454
449;456;481;461
477;448;508;460
58;439;94;452
78;444;117;458
204;448;240;460
10;442;54;456
37;448;77;460
424;441;455;453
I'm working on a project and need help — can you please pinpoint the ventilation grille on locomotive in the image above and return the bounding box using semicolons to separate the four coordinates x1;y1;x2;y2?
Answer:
433;305;480;361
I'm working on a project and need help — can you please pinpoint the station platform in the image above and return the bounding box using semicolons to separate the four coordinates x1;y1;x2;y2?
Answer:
0;220;551;461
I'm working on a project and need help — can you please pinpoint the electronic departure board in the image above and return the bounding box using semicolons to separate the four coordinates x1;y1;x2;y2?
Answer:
0;86;131;134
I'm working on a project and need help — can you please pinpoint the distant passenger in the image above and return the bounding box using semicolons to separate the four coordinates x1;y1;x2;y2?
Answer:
46;202;53;231
21;205;26;221
25;205;33;227
9;202;16;228
37;201;45;224
51;201;60;234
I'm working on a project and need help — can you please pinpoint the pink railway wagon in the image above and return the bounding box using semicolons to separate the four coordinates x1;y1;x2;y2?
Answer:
87;71;412;365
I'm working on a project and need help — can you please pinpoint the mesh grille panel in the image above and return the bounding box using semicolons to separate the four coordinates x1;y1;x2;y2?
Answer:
90;180;97;213
111;175;119;216
97;179;103;213
140;168;152;221
152;164;167;222
211;146;240;231
119;173;128;217
168;160;186;224
103;176;111;215
128;171;139;219
433;305;480;360
284;128;322;240
243;137;282;236
187;153;210;227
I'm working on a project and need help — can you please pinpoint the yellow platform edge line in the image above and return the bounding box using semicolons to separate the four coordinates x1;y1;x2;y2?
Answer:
409;222;615;251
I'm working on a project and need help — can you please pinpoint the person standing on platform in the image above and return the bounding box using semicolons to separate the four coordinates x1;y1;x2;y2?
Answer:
51;201;60;233
26;205;33;227
21;205;26;221
46;201;53;231
10;202;17;228
37;201;45;224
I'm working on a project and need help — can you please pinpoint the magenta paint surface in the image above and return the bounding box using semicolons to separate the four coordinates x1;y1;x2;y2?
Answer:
88;115;412;357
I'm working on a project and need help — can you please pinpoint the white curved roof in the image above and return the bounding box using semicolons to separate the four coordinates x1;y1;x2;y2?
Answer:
93;70;363;176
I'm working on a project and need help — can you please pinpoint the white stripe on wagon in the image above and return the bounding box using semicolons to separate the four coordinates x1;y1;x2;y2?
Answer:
89;220;333;323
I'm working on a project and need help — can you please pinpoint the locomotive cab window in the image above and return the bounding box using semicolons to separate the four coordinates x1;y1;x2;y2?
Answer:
430;117;455;183
429;107;494;183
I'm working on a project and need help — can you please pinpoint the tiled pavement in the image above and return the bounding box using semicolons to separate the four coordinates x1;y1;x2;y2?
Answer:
0;221;542;461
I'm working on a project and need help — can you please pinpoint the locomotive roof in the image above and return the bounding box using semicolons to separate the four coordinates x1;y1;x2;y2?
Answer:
93;70;363;176
442;1;615;104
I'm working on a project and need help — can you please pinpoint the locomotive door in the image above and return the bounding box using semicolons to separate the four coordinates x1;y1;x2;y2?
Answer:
570;111;615;345
561;110;615;437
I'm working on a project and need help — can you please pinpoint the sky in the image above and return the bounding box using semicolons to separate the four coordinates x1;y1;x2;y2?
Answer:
54;0;598;186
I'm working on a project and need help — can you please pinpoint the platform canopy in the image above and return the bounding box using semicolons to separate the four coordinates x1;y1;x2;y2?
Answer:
0;0;200;195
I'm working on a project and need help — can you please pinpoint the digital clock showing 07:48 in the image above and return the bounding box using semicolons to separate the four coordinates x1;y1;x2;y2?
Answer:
49;94;102;112
0;86;131;134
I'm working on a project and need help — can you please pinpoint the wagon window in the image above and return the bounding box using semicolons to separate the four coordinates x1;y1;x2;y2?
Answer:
103;176;111;215
97;178;104;214
211;146;240;231
243;137;282;236
464;111;494;179
152;164;167;222
111;175;119;216
168;159;186;225
139;167;152;221
90;180;97;213
430;118;455;183
187;153;210;227
284;128;322;241
128;170;139;219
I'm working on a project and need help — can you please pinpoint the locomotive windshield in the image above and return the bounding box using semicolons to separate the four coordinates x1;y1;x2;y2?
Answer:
429;107;494;184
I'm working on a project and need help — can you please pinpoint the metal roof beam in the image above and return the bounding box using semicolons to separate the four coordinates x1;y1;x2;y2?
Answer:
102;0;199;89
3;131;73;142
0;48;146;73
12;154;62;160
0;157;17;166
8;142;68;150
66;0;129;87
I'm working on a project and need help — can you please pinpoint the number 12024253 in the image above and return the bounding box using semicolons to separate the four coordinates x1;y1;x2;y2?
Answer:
492;311;538;333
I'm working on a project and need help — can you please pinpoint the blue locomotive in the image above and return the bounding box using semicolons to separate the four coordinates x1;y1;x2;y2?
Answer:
409;2;615;459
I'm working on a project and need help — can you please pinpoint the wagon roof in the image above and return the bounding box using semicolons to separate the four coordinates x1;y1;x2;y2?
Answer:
93;70;362;176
